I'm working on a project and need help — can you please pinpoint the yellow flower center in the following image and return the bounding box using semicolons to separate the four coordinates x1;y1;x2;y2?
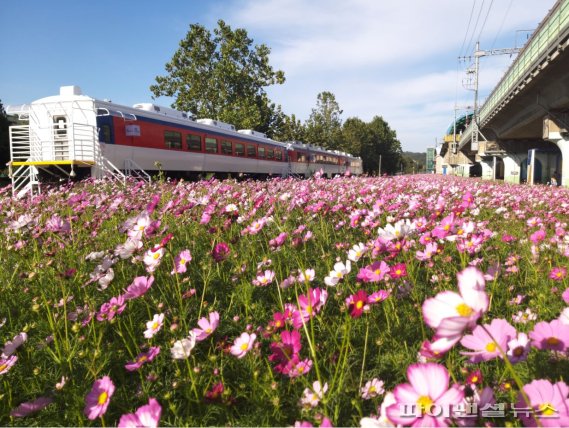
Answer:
374;269;381;275
485;342;497;352
152;321;159;330
356;301;363;309
538;403;556;416
395;269;402;275
306;306;313;315
180;258;186;265
138;355;148;363
206;328;212;333
0;364;6;372
416;395;433;415
546;337;560;346
471;376;478;383
240;343;249;351
153;252;161;260
456;303;473;317
98;391;108;405
369;386;376;393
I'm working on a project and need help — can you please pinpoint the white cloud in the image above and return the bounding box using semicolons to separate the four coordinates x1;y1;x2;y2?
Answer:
222;0;556;151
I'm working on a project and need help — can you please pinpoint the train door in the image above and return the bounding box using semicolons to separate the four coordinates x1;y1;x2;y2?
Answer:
53;115;69;160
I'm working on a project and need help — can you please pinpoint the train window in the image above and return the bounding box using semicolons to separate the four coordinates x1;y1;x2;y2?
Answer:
235;143;245;157
205;137;218;153
164;131;182;149
221;140;233;155
187;134;202;151
99;125;111;144
246;145;256;157
275;150;282;161
297;152;306;163
267;149;274;160
258;147;266;159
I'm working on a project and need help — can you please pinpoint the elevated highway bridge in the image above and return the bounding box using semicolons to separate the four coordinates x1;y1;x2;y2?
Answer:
452;0;569;186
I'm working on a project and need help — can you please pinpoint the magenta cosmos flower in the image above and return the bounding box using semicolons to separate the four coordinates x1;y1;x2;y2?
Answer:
346;290;369;318
386;363;464;427
171;249;192;275
84;376;115;420
211;242;230;262
550;267;567;281
516;379;569;427
460;318;517;363
118;397;162;428
529;319;569;352
125;347;160;371
230;332;256;359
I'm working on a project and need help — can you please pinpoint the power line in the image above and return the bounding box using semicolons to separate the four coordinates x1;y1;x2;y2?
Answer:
458;0;478;58
477;0;495;42
490;0;513;50
466;0;486;56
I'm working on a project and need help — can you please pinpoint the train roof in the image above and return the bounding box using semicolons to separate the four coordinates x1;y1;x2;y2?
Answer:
10;85;361;160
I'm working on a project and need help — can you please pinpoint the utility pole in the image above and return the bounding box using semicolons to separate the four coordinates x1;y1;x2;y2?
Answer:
460;41;521;151
378;154;382;176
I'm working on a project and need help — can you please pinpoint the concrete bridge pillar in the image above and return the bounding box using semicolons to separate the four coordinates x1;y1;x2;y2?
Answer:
502;155;521;184
554;138;569;187
480;160;493;180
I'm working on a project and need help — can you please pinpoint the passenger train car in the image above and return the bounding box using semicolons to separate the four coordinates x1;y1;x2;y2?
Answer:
7;86;362;196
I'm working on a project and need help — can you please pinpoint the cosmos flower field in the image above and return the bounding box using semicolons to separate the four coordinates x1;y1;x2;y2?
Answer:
1;174;569;427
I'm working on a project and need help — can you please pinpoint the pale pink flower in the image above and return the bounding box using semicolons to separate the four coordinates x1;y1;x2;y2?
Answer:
2;332;27;358
144;314;164;339
170;332;197;359
460;318;517;363
253;270;275;287
361;378;385;399
192;311;220;341
0;355;18;375
386;363;464;427
123;275;154;300
10;396;54;418
171;249;192;275
143;247;165;273
230;332;256;359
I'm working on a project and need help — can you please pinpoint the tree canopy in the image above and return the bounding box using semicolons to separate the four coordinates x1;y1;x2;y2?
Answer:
304;91;343;149
151;20;285;132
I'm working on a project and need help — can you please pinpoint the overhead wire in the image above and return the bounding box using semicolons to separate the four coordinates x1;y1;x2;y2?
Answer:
490;0;513;50
476;0;495;44
458;0;478;59
466;0;486;56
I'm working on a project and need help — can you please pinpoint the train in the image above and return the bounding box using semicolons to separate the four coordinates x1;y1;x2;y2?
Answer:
6;86;362;196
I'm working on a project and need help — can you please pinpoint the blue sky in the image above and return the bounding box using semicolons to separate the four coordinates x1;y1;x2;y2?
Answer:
0;0;557;152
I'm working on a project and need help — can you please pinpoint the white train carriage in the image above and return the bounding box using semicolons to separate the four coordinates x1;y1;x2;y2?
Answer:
7;86;362;197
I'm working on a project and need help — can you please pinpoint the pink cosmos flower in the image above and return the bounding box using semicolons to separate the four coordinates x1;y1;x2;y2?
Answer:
563;288;569;304
357;261;390;282
171;249;192;275
144;314;164;339
269;330;302;373
2;332;27;357
84;376;115;420
422;267;489;354
125;346;160;371
192;311;220;341
550;267;568;281
96;295;126;322
507;332;531;364
361;378;385;399
0;354;18;375
282;356;313;378
529;319;569;352
368;289;390;304
390;263;408;279
123;276;154;300
516;379;569;427
292;288;328;329
530;229;546;244
118;397;162;428
10;396;54;418
230;332;256;359
415;242;438;261
300;380;328;408
460;318;517;363
386;363;464;427
253;270;275;286
346;290;369;318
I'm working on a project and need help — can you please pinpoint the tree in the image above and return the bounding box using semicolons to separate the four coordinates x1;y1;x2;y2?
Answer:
341;115;402;175
0;100;11;169
270;111;306;143
150;20;285;131
304;92;343;149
